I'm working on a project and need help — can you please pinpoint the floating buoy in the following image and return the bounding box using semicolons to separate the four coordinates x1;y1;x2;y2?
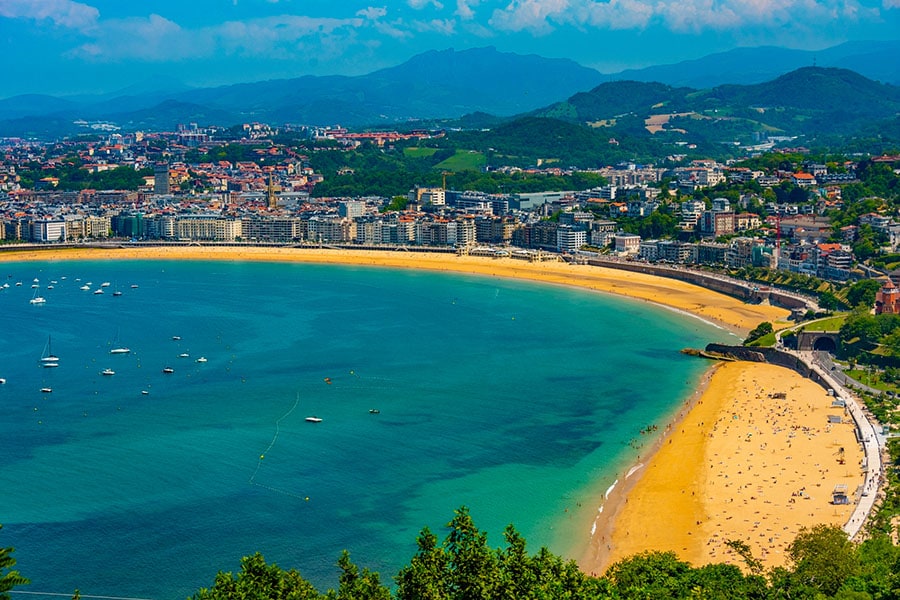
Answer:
260;455;265;460
304;497;309;502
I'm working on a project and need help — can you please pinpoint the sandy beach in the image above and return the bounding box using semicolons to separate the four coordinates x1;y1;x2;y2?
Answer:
7;244;845;574
585;361;865;573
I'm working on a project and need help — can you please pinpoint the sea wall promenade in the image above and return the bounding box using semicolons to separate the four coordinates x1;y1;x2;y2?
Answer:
585;256;817;312
706;343;886;540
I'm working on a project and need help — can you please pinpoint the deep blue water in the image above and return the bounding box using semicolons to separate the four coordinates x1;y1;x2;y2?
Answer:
0;260;734;599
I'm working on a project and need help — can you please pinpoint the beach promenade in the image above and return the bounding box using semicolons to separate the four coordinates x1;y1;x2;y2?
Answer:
801;350;887;539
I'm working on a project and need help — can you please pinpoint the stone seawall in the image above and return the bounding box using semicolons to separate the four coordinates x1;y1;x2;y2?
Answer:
704;343;833;390
587;259;814;311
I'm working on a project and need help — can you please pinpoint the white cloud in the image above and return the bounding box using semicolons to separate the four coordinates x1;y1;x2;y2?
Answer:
66;11;406;63
487;0;882;34
489;0;569;34
408;0;446;8
411;18;457;33
0;0;98;30
356;6;388;19
456;0;480;19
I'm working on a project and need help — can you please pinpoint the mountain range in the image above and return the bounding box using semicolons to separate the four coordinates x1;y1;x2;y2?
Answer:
0;41;898;138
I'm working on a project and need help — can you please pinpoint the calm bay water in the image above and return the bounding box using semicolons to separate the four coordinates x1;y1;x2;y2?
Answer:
0;260;733;599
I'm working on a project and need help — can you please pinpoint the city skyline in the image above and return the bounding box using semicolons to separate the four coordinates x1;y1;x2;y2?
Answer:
1;0;899;98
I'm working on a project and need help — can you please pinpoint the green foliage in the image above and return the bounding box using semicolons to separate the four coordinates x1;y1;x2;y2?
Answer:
744;322;774;346
846;279;882;309
433;150;487;171
605;551;693;598
0;525;29;600
18;160;152;191
785;524;860;597
396;507;600;600
192;553;323;600
819;290;846;311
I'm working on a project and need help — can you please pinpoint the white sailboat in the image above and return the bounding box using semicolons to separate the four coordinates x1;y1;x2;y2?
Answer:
109;329;131;355
40;336;59;364
29;287;46;305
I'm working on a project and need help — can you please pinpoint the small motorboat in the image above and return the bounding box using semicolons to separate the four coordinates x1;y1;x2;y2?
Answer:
101;368;115;376
40;387;52;393
196;357;208;363
305;416;323;423
162;367;175;374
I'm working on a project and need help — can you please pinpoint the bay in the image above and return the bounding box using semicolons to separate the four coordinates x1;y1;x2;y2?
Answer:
0;260;734;599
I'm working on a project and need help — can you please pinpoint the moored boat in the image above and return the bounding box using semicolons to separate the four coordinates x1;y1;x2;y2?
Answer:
305;416;323;423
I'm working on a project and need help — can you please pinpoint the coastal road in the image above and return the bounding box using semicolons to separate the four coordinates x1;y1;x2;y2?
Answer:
801;350;885;539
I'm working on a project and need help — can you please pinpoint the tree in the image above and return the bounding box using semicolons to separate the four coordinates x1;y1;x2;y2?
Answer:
444;507;500;600
819;290;844;311
786;524;860;597
846;279;882;308
840;307;881;346
395;527;450;600
327;551;391;600
606;551;693;598
0;526;29;600
744;322;774;345
191;553;321;600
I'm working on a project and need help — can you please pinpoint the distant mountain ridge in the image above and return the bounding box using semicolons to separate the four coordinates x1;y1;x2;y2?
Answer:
530;66;900;144
0;42;898;137
610;40;900;88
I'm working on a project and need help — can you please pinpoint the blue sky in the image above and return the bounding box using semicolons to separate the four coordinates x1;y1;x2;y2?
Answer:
1;0;898;97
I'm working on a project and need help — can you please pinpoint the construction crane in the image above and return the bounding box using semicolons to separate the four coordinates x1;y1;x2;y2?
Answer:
442;171;452;191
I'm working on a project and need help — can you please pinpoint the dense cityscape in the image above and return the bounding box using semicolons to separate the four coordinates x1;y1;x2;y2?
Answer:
2;123;899;295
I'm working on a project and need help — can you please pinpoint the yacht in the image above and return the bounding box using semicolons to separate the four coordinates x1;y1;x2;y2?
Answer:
178;352;189;358
40;387;52;393
29;295;46;305
0;378;6;384
93;289;104;295
80;284;91;291
109;347;131;354
101;368;115;376
196;357;208;363
100;282;111;288
40;336;59;364
305;416;323;423
162;367;175;374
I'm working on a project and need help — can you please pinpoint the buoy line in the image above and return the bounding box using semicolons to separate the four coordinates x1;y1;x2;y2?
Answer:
248;393;305;499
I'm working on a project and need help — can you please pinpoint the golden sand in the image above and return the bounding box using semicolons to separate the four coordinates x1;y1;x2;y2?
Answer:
586;361;865;573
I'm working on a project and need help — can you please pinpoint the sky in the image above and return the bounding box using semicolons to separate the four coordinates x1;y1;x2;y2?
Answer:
1;0;898;98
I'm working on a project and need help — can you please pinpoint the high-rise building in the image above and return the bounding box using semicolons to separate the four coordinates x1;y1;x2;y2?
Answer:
154;163;170;195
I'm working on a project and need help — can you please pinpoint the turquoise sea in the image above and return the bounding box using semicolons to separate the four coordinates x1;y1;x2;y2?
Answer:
0;259;734;599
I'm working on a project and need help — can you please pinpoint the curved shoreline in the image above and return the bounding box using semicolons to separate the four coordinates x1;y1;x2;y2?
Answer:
3;245;804;572
0;245;791;335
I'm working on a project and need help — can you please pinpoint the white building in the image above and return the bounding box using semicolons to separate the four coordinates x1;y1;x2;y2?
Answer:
613;233;641;255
